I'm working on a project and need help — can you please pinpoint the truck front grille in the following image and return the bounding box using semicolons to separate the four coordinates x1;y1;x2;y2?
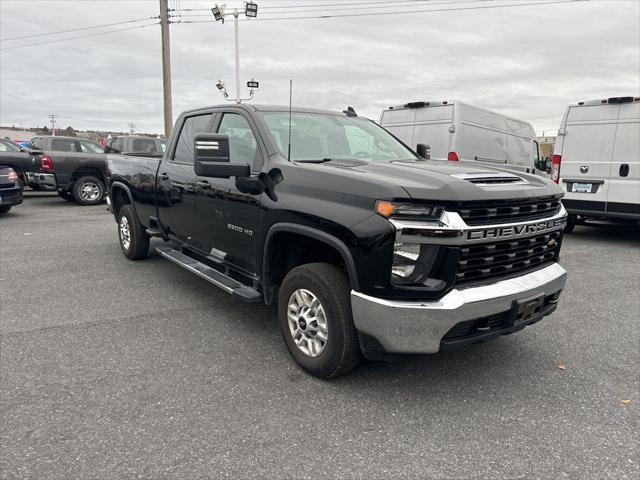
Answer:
454;230;562;285
457;197;562;226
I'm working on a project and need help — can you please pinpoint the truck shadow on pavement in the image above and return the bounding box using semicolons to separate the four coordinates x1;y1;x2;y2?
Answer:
565;223;640;244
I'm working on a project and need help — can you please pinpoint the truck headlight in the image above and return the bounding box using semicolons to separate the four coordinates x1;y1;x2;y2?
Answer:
375;201;443;220
392;242;439;284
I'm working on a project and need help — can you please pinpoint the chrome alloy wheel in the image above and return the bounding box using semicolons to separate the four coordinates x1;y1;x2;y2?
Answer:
119;216;131;251
287;289;328;357
79;181;101;202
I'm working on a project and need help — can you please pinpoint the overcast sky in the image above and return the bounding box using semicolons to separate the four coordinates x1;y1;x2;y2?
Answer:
1;0;639;135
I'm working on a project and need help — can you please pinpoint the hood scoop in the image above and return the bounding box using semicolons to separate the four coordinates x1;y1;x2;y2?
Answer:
451;171;527;186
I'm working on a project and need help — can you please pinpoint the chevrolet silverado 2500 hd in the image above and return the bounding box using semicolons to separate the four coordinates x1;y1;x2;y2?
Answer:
106;104;568;378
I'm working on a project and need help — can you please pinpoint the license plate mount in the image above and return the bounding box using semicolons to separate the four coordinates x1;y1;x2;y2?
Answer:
506;294;546;326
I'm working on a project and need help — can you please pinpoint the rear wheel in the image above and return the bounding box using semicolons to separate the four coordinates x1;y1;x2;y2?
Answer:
72;175;105;205
0;205;12;214
278;263;361;379
117;204;149;260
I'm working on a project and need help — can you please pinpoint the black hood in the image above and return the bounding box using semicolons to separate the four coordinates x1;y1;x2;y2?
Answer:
318;159;562;202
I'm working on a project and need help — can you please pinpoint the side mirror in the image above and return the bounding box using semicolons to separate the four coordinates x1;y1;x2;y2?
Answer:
28;147;43;155
193;133;250;178
416;143;431;160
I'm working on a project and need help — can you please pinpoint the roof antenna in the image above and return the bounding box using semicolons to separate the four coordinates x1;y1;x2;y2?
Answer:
287;79;293;163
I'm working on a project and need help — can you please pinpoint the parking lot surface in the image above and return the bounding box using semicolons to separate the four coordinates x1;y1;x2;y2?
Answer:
1;193;639;479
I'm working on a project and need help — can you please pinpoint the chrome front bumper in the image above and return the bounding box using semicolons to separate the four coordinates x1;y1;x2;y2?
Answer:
25;172;56;188
351;262;567;354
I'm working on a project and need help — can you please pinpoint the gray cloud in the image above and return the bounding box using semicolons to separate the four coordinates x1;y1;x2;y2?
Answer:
1;0;638;135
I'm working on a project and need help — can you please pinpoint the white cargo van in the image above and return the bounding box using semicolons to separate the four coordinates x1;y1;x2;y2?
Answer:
551;96;640;231
379;100;541;174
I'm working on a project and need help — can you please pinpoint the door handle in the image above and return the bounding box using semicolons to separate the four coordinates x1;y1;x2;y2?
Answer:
196;180;211;189
619;164;629;177
159;172;169;180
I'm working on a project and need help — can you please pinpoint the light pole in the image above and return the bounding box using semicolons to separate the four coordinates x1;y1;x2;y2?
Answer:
211;2;259;103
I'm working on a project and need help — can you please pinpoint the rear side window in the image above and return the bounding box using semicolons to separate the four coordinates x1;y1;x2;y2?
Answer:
172;114;213;163
51;139;78;152
132;138;158;153
31;138;43;149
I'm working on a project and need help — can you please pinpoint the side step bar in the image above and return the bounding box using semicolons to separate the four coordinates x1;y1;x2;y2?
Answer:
155;246;261;303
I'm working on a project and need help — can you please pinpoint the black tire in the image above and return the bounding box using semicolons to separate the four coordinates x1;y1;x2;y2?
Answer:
0;205;12;214
117;204;149;260
72;175;105;205
278;263;361;379
564;215;576;233
58;190;75;202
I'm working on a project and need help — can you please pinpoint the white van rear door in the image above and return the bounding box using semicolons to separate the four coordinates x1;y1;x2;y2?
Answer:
379;108;416;149
560;104;620;212
606;102;640;216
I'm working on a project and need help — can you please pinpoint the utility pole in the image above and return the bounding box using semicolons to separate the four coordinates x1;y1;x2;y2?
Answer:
128;123;136;135
48;114;57;136
159;0;173;138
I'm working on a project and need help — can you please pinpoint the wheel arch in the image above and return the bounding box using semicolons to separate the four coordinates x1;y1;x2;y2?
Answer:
262;223;359;304
110;181;135;218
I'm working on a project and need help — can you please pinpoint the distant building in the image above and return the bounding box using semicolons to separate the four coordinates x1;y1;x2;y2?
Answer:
538;135;556;160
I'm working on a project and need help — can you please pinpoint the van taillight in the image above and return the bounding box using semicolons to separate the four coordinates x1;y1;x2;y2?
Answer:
41;155;54;172
447;151;459;162
551;155;561;183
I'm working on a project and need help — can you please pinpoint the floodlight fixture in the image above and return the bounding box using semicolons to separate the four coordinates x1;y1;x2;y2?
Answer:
245;2;258;18
247;79;259;89
211;4;225;23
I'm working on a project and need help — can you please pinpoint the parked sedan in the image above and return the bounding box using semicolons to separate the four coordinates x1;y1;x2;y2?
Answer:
0;166;23;213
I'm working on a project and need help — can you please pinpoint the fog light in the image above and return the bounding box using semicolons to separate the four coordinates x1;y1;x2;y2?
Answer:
392;243;439;284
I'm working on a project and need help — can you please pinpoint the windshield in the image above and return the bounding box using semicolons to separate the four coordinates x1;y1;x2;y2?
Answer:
0;139;21;152
260;112;417;162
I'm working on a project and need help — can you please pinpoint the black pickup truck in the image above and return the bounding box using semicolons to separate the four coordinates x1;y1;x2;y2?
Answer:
0;138;35;187
106;104;568;378
27;136;108;204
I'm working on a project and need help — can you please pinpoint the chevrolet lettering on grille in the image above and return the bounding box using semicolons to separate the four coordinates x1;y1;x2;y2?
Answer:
466;218;567;241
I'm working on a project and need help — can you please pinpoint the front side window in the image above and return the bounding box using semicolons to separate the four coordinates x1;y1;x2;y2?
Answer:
79;140;104;153
51;139;78;152
217;113;260;169
260;112;417;162
173;114;213;164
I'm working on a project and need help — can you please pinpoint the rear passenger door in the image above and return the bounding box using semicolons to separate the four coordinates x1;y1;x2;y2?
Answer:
194;110;264;274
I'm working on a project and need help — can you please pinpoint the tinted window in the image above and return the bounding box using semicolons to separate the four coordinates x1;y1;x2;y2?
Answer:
132;138;158;153
31;138;43;149
172;114;213;163
218;113;260;169
79;140;103;153
51;139;78;152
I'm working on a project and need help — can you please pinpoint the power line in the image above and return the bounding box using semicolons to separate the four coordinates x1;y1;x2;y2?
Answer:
0;23;159;51
175;0;588;23
175;0;492;18
180;0;446;11
0;17;159;42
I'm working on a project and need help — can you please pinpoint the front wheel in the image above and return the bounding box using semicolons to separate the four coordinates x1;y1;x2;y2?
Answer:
72;176;105;205
278;263;361;379
117;204;149;260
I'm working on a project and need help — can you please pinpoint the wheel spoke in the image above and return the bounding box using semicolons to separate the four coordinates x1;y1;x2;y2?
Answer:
287;288;329;358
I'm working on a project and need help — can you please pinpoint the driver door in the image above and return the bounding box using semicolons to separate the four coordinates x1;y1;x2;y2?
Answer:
194;110;264;274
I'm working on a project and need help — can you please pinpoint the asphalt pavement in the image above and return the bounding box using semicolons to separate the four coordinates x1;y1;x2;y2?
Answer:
1;193;639;479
